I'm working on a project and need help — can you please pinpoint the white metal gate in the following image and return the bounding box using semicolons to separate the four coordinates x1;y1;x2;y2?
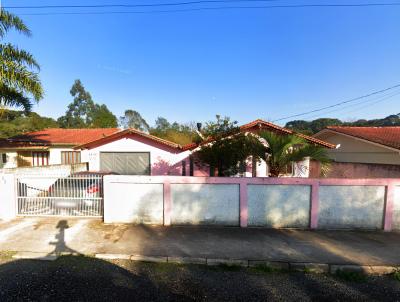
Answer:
16;174;103;217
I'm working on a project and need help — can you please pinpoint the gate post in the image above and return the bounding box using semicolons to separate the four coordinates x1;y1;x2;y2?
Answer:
310;181;319;229
0;173;17;220
384;183;395;232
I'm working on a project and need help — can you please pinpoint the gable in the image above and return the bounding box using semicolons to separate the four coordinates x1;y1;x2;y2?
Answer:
78;134;181;155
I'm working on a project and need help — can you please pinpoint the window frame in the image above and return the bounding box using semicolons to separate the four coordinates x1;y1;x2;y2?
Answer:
61;151;81;165
32;151;49;167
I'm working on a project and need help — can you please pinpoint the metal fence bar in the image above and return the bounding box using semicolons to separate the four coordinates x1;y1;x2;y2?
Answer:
16;174;103;217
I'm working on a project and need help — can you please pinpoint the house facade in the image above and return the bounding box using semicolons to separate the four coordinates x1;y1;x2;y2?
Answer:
0;128;119;169
313;126;400;178
0;119;335;177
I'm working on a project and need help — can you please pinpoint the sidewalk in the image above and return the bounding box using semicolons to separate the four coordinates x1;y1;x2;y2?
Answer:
0;218;400;267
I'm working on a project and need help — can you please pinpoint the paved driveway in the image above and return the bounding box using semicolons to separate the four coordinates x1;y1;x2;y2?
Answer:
0;218;400;265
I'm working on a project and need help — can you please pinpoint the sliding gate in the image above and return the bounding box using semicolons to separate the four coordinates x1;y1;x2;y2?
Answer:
16;174;103;217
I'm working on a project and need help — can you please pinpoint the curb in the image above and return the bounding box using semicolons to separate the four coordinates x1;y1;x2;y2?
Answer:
11;252;400;275
12;252;58;261
93;254;400;275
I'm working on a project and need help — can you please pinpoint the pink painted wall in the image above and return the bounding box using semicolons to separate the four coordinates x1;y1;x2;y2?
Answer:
104;175;400;231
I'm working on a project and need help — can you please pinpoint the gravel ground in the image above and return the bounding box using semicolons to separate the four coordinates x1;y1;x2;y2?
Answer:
0;255;399;301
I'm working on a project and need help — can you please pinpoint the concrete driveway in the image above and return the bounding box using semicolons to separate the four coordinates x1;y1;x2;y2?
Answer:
0;217;400;265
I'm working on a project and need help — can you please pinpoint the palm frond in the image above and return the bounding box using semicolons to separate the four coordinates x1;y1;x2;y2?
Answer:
259;131;331;177
0;84;32;112
0;60;43;101
0;44;40;70
0;9;30;37
0;10;42;111
286;144;331;164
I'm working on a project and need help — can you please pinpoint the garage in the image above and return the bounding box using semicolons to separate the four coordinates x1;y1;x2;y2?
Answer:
100;152;150;175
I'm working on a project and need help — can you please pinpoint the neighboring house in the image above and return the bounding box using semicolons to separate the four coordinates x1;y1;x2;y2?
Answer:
187;119;335;177
0;129;119;169
0;119;334;177
0;128;192;175
313;126;400;178
76;128;194;176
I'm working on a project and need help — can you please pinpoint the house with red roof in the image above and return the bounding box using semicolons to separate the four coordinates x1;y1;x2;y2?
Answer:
313;126;400;177
0;119;334;177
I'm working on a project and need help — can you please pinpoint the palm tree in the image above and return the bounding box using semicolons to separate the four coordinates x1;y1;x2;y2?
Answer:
258;131;331;177
0;9;43;112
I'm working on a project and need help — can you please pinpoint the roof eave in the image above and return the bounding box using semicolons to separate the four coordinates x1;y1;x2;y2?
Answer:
74;129;184;151
320;128;400;152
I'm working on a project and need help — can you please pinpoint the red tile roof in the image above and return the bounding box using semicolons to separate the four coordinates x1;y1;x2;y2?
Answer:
0;128;120;148
241;119;336;148
184;119;336;150
0;127;185;151
0;119;336;151
326;126;400;150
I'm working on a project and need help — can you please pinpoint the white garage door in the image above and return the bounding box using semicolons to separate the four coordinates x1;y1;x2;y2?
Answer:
100;152;150;175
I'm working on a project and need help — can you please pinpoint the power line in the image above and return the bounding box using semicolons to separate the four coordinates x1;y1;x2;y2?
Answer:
272;83;400;122
301;89;400;120
4;0;286;9
336;92;400;117
8;2;400;16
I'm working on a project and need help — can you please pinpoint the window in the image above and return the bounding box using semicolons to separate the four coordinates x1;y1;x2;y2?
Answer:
61;151;81;165
1;153;6;164
32;152;49;166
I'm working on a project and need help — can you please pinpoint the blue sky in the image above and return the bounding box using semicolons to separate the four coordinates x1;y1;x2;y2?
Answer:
4;0;400;126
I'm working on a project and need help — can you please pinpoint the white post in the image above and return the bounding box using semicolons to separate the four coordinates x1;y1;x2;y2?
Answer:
0;173;17;220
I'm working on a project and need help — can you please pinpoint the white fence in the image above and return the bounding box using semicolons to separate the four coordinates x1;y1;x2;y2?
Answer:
1;174;400;231
16;174;103;217
103;175;400;231
1;162;88;176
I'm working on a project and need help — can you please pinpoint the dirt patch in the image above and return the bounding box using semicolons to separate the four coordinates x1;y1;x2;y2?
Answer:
103;225;129;243
89;221;131;243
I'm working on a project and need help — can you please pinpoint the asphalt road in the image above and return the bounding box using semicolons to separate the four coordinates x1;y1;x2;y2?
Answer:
0;256;399;301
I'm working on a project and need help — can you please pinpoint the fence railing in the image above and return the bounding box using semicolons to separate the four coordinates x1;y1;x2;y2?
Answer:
16;174;103;217
1;162;88;176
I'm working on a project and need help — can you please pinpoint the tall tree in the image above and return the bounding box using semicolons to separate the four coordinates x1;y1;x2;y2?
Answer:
149;116;197;145
119;110;150;132
154;117;171;131
0;9;43;112
58;80;95;128
91;104;118;128
194;115;262;176
58;80;117;128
